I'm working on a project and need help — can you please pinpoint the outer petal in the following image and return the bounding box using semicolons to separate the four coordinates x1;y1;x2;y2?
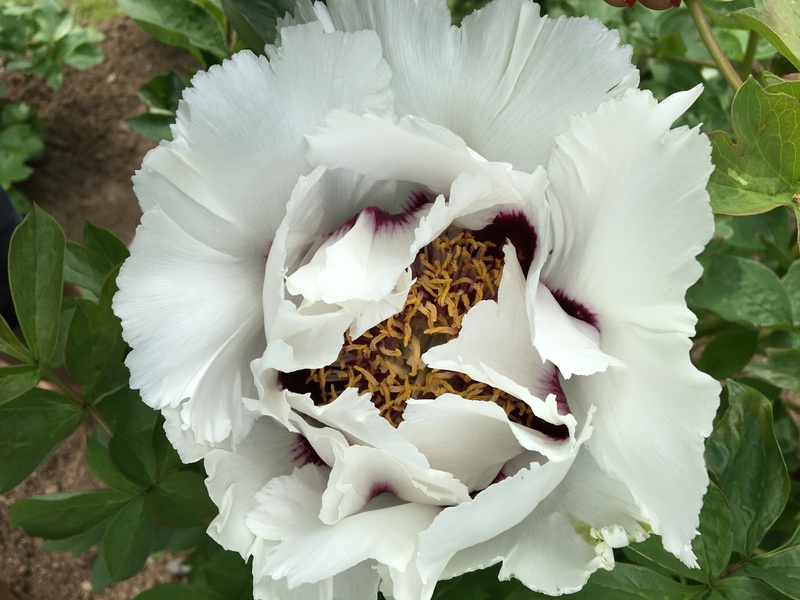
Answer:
118;22;396;446
204;417;302;556
136;23;395;254
287;389;470;504
542;87;713;335
416;450;574;597
564;328;717;563
541;87;718;561
318;0;638;171
442;451;648;595
114;207;263;445
248;464;439;591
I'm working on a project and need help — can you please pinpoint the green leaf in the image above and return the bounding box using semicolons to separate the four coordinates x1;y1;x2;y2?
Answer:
705;381;790;556
118;0;227;64
0;388;84;492
146;471;216;529
200;550;253;598
503;563;704;600
92;550;113;592
220;0;295;51
42;519;107;556
742;348;800;393
0;313;33;363
687;254;793;328
745;523;800;598
433;565;522;599
732;0;800;71
105;390;159;487
697;328;758;379
715;210;794;256
124;113;175;143
783;260;800;327
64;277;128;403
101;497;153;582
9;489;130;539
9;205;65;365
708;79;800;225
712;575;788;599
137;71;185;112
626;484;732;584
134;584;207;600
63;221;129;298
85;436;142;495
0;364;41;405
772;400;800;472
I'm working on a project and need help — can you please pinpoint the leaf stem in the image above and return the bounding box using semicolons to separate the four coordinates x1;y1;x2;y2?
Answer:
39;366;113;437
684;0;743;91
738;30;760;81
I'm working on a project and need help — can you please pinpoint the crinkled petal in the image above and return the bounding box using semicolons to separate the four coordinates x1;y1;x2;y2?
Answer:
399;394;560;491
260;167;414;372
564;327;717;564
443;451;648;595
204;417;301;556
114;207;264;445
416;451;574;595
288;389;470;502
136;23;394;254
540;87;718;562
316;0;638;171
321;444;464;523
307;112;512;194
248;464;439;589
542;87;713;336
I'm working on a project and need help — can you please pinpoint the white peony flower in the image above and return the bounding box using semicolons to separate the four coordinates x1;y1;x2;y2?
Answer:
113;0;720;598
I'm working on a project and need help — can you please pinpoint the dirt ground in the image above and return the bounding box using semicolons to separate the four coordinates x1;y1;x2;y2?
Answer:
1;17;197;600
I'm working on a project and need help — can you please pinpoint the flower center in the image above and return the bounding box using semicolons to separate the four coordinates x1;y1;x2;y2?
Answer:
284;226;564;433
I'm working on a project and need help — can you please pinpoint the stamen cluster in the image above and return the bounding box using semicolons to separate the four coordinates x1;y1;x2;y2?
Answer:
296;227;545;427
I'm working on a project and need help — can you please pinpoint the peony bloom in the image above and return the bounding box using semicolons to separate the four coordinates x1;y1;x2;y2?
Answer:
113;0;720;598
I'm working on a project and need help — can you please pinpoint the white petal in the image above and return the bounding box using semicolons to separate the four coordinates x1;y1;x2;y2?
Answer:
321;444;464;523
538;87;718;561
542;87;713;336
162;405;213;463
285;203;427;305
307;112;513;194
114;207;264;444
162;402;256;463
443;450;648;594
531;282;624;378
564;326;718;564
422;246;575;437
136;24;394;254
288;390;470;502
399;395;539;491
322;0;638;171
204;417;301;556
416;451;575;592
248;464;439;588
260;167;416;372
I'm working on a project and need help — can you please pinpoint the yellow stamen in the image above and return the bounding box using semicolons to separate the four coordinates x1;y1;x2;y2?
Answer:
301;228;541;427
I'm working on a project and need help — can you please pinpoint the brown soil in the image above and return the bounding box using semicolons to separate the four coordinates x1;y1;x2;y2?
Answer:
1;17;196;600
